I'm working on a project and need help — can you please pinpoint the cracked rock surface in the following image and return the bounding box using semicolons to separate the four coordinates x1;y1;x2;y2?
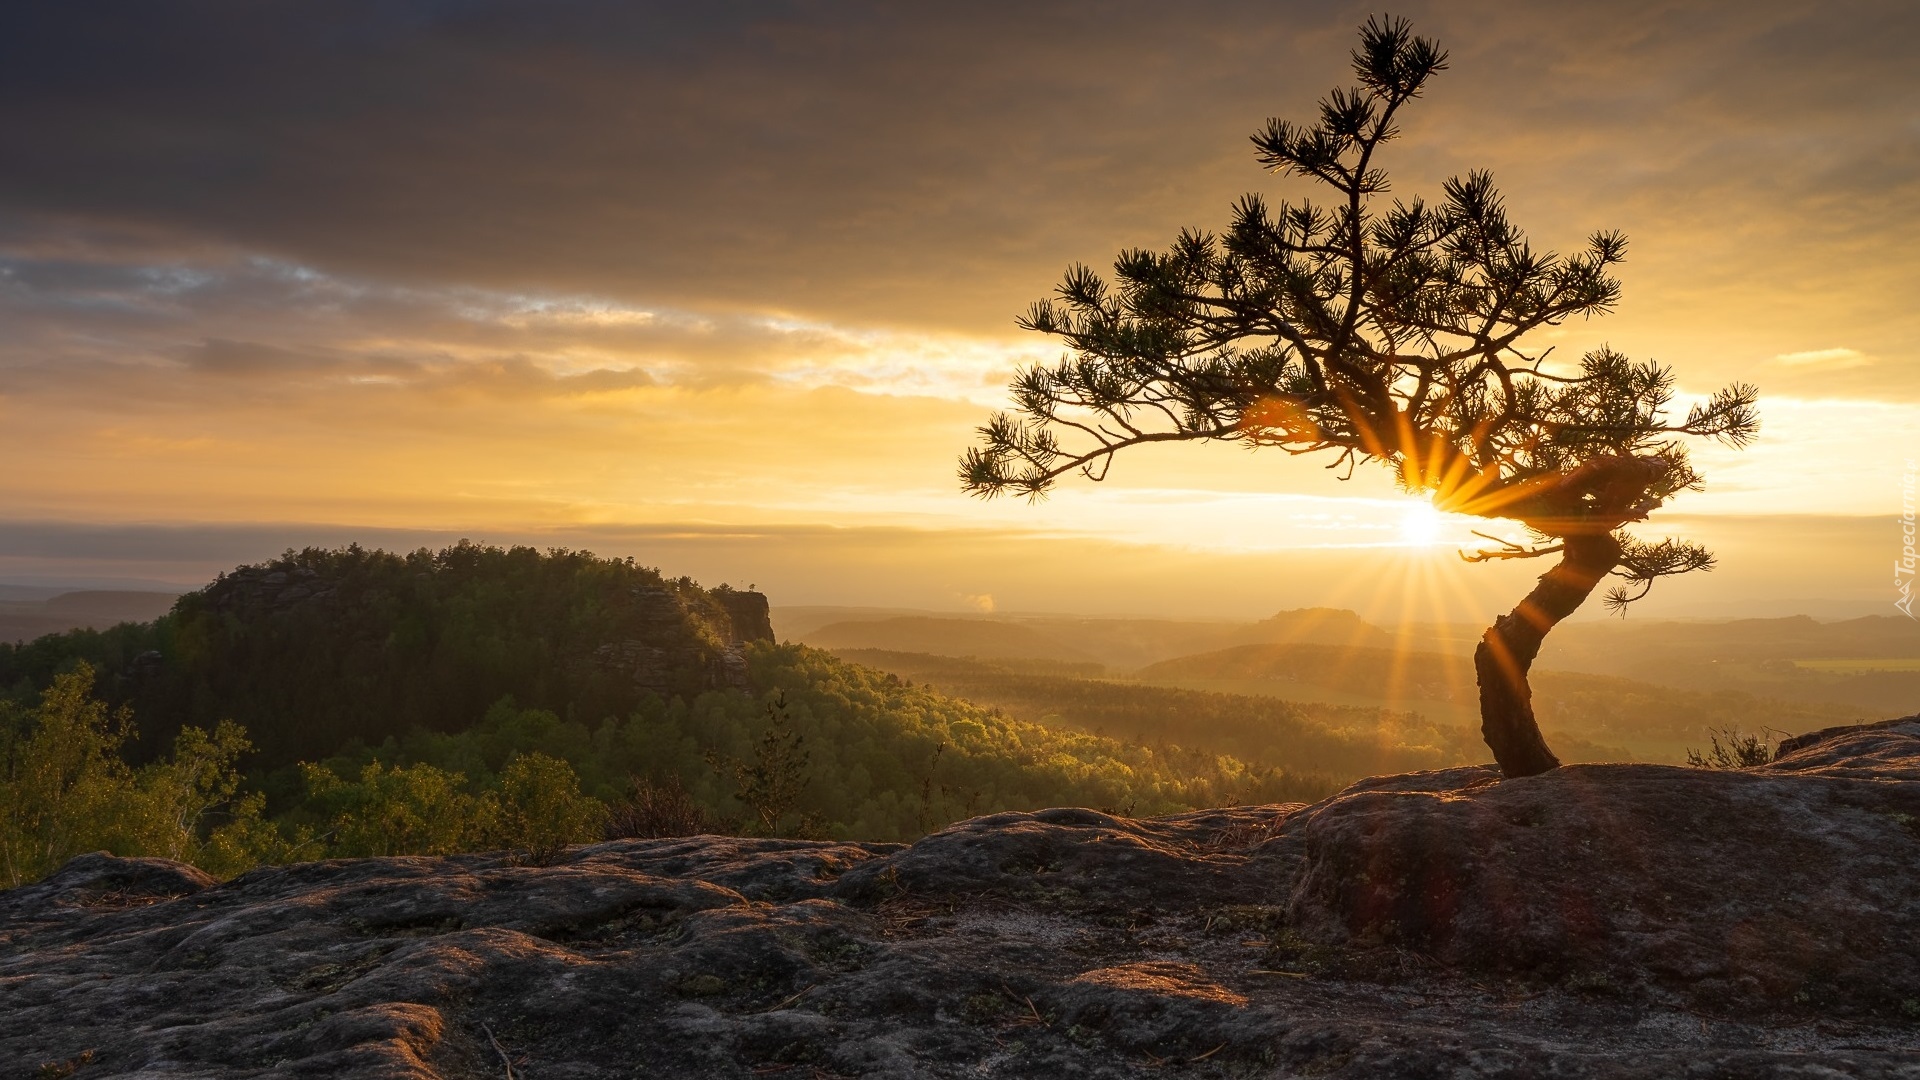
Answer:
6;718;1920;1078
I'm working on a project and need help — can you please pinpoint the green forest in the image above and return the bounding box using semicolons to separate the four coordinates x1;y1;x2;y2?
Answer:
0;545;1338;887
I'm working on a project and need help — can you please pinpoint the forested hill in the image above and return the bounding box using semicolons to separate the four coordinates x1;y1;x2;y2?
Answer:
0;542;774;766
1;545;1341;884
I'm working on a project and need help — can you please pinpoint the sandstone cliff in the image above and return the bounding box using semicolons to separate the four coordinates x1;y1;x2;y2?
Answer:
5;718;1918;1078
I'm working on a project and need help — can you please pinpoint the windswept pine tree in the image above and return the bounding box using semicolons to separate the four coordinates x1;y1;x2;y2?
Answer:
960;17;1758;777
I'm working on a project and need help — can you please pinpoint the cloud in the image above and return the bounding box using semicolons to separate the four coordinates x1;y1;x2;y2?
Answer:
0;247;1040;415
173;339;358;378
1772;348;1872;369
0;1;1908;415
0;1;1909;333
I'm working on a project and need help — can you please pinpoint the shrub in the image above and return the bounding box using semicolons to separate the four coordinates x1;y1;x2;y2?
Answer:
1685;726;1776;769
605;774;723;840
0;665;292;885
482;751;606;865
299;760;481;857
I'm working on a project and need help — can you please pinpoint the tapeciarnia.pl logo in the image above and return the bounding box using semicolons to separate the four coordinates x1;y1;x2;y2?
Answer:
1899;458;1917;619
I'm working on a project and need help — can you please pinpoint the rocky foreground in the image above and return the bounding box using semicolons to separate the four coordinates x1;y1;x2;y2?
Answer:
6;720;1920;1078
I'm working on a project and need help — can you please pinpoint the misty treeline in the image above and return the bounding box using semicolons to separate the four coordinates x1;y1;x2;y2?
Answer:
831;649;1880;774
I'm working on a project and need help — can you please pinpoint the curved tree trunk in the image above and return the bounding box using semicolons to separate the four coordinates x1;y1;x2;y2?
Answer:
1474;532;1623;778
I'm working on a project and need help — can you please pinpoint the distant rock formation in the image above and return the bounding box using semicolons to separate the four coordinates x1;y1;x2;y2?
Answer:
201;563;338;612
713;586;775;646
6;718;1918;1077
590;584;772;696
1226;606;1394;650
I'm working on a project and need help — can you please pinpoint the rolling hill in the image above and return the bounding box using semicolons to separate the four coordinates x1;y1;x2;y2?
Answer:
1542;615;1920;714
802;616;1102;664
0;589;182;645
792;606;1401;671
798;603;1919;735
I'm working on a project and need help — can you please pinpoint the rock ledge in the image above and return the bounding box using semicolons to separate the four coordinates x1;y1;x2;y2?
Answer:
5;719;1919;1078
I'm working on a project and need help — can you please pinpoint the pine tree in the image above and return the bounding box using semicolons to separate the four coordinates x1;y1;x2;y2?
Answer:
960;17;1758;777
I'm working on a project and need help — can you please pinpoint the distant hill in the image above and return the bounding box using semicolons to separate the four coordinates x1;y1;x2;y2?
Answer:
0;590;182;645
1222;607;1394;650
831;647;1491;776
797;605;1920;719
801;616;1101;664
1544;614;1920;714
772;605;964;639
1549;614;1920;666
795;607;1398;671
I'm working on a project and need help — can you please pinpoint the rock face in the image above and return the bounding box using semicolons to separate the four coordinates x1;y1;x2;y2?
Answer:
202;563;339;612
591;585;772;695
6;720;1920;1078
714;587;776;646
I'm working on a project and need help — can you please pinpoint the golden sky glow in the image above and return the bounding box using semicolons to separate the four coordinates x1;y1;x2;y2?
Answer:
0;1;1913;620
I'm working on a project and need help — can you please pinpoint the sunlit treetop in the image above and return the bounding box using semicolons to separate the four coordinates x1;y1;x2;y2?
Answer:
961;16;1758;612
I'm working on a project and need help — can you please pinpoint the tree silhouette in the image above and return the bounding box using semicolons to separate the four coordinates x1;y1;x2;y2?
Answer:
960;17;1758;778
710;691;812;836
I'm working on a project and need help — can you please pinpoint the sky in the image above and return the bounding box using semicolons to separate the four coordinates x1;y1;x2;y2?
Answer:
0;0;1914;622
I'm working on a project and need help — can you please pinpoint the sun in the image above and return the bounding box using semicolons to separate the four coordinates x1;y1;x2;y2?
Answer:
1398;500;1447;547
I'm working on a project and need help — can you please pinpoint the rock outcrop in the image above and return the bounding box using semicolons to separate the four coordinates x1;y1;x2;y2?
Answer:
589;584;766;696
713;586;776;646
6;719;1919;1078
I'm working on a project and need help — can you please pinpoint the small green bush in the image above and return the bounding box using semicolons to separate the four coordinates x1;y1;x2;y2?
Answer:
299;760;480;858
483;751;606;864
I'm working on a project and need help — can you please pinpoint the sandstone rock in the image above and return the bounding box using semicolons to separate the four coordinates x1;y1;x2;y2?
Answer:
590;585;761;697
714;587;775;645
5;720;1920;1077
0;851;214;922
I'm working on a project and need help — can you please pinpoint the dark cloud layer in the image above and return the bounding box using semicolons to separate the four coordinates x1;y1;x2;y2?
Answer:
4;0;1913;334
